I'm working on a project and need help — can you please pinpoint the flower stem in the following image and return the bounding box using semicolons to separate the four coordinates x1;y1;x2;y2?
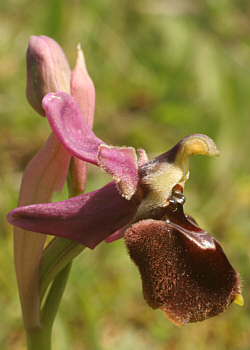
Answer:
26;262;72;350
39;237;85;302
41;261;72;328
26;326;52;350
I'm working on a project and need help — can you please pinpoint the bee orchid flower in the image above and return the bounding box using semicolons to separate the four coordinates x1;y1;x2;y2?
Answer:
7;90;243;326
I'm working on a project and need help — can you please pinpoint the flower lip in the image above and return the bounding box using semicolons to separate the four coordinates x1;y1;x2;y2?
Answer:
126;163;242;327
165;203;216;250
124;198;242;326
161;186;216;250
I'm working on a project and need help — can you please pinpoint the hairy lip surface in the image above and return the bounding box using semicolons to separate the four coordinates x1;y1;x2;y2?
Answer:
124;202;242;327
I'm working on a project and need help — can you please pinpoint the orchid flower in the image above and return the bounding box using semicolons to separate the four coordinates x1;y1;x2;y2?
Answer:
7;89;243;326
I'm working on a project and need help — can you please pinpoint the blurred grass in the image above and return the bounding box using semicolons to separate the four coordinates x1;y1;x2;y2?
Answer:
1;0;250;349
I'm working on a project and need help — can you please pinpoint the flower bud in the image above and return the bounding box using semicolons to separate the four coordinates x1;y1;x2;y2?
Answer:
26;36;71;116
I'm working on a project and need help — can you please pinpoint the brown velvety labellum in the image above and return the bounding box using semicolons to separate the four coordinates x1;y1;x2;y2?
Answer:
124;219;241;327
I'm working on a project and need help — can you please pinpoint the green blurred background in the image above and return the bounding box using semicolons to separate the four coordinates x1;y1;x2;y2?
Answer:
1;0;250;349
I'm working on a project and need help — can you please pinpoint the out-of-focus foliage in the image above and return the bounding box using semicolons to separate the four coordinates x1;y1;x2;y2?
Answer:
1;0;250;349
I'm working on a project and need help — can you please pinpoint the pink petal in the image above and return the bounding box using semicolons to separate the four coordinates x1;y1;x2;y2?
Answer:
69;46;96;195
8;182;138;250
137;148;148;166
43;91;140;196
70;45;95;129
104;224;130;243
98;145;138;200
42;91;104;166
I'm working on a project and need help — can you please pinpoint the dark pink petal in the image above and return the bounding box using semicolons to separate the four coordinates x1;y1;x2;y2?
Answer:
8;182;138;250
42;91;104;166
98;145;138;200
43;91;140;196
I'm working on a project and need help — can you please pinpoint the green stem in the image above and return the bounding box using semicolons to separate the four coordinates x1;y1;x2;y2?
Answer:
26;325;52;350
26;263;72;350
41;262;72;328
39;237;85;302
